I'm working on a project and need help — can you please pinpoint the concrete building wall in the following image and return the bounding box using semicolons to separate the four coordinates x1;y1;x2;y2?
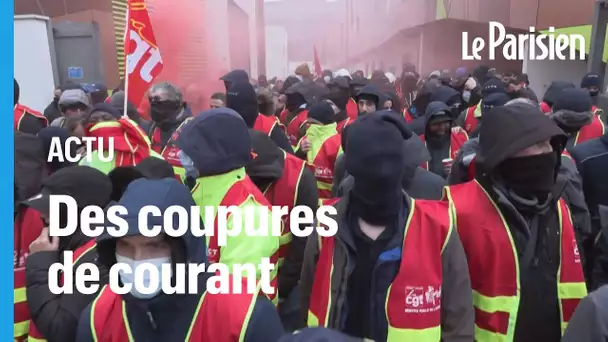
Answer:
14;15;56;112
265;26;289;79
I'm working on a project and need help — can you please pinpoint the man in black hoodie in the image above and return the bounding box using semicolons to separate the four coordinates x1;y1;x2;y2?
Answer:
227;82;293;154
301;111;474;341
333;110;446;200
549;88;597;148
221;69;250;91
354;84;384;116
541;81;576;113
76;178;283;342
421;101;468;178
23;166;112;342
246;129;318;331
445;104;588;342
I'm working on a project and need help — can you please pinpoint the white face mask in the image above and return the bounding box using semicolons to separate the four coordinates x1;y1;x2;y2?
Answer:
116;254;172;299
295;75;303;82
462;91;471;103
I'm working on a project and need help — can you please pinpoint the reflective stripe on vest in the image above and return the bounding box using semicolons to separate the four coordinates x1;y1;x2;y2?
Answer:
14;104;48;131
90;279;259;341
304;126;342;200
308;199;452;341
263;151;306;266
336;117;351;134
444;180;587;341
197;174;280;305
27;240;97;342
420;131;468;170
253;114;278;137
151;118;192;183
574;115;605;146
14;267;28;341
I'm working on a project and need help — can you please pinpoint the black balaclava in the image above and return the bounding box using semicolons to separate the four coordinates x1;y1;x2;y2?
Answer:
345;111;409;225
14;78;19;106
285;92;307;113
495;152;558;203
325;90;349;122
581;72;602;101
226;82;259;128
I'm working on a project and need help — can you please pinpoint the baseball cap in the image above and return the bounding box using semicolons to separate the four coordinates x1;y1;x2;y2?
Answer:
58;89;90;107
22;166;112;216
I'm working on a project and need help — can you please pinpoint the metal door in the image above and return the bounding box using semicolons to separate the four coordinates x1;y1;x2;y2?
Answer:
53;21;105;85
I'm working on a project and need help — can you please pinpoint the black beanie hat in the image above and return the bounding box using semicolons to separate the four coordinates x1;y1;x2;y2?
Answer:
226;82;259;128
90;103;122;119
345;110;412;185
481;78;506;98
481;93;511;116
552;88;593;113
307;102;335;124
580;72;602;89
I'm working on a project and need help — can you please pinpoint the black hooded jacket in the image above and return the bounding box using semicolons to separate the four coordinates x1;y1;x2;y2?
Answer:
334;111;446;200
355;84;385;113
405;81;441;135
221;69;250;90
542;81;576;107
475;105;588;342
423;101;454;178
76;179;283;342
246;130;318;297
227;83;294;154
25;166;112;342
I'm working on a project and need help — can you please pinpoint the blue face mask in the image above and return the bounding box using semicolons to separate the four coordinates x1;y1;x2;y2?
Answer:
462;91;472;103
178;150;198;178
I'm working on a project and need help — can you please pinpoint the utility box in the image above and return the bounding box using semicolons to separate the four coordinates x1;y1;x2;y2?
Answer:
14;15;58;112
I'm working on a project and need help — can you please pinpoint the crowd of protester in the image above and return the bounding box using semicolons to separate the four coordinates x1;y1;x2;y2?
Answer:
12;60;608;341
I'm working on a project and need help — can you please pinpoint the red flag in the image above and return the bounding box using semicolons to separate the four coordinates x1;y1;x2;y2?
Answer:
313;45;323;78
124;0;163;110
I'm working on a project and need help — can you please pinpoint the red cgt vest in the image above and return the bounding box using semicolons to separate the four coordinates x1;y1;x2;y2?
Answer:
307;134;342;200
14;104;48;132
308;199;452;341
419;131;468;170
336;117;352;134
463;105;480;134
14;207;45;342
573;114;605;146
28;240;96;342
263;151;307;265
345;98;358;120
286;110;309;147
149;118;192;182
444;180;587;340
201;175;279;303
90;279;259;342
253;114;280;137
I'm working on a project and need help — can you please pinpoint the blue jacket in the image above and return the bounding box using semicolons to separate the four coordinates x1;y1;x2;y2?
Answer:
75;178;283;342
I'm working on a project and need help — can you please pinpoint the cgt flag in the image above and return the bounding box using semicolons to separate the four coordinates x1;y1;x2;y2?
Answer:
124;0;163;111
313;45;323;78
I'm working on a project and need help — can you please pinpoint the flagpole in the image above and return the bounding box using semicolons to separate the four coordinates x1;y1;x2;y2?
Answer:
122;1;131;118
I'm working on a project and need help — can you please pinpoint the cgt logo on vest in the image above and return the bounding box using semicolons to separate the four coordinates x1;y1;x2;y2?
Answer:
572;240;581;264
404;285;441;313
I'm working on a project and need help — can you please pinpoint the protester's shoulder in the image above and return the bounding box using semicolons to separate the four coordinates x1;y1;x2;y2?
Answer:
570;138;608;163
75;302;94;342
244;295;284;342
413;167;447;187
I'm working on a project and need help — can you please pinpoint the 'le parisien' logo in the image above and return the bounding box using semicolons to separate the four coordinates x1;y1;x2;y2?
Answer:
462;21;586;61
